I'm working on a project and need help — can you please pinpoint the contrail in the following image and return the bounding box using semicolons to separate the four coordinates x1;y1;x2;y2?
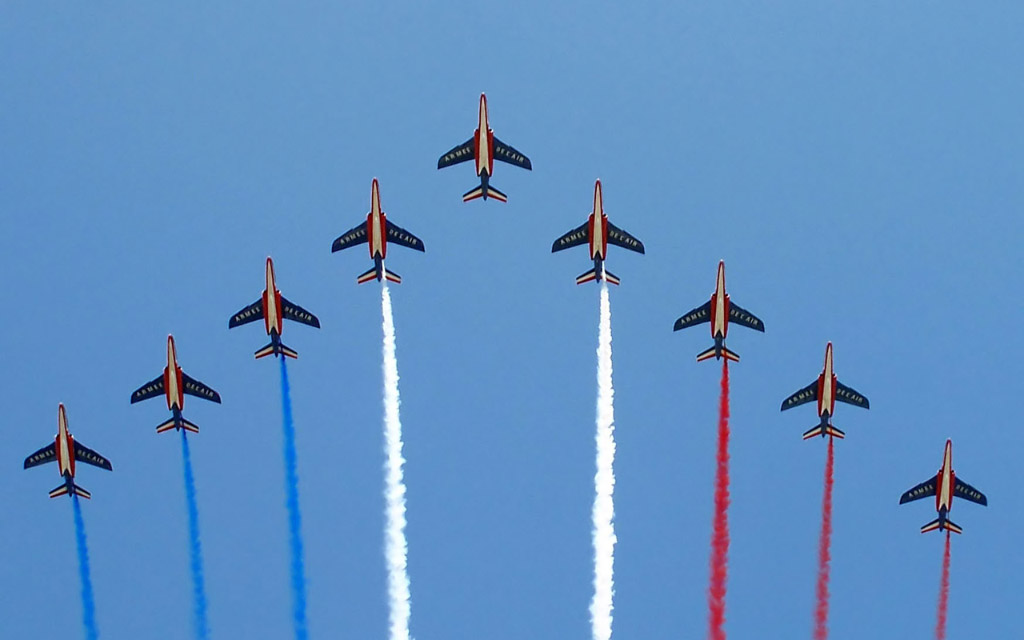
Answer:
181;431;210;640
380;283;413;640
813;437;835;640
590;282;617;640
279;357;309;640
936;532;951;640
71;494;99;640
707;360;731;640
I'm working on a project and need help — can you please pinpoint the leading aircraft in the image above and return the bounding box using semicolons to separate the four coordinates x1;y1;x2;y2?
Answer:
551;179;644;285
437;93;532;203
900;439;987;534
130;335;221;434
331;178;424;284
673;260;764;362
229;257;321;359
23;404;112;499
780;342;869;439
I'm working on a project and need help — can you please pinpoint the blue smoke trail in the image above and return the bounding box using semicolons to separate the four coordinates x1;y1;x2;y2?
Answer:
279;356;309;640
71;493;99;640
181;431;210;640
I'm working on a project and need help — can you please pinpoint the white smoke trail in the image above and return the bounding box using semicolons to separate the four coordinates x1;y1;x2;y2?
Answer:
591;282;617;640
381;282;413;640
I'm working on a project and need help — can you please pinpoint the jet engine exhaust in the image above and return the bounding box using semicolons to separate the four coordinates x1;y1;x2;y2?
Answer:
181;431;209;640
381;283;414;640
278;357;309;640
72;493;99;640
813;437;835;640
936;532;951;640
591;282;618;640
707;360;731;640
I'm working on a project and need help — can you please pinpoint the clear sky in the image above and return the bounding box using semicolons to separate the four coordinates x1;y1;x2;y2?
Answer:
2;2;1022;639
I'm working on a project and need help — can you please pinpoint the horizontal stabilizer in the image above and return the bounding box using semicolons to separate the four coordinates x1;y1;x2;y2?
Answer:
576;268;598;285
603;270;621;286
921;518;961;534
462;185;508;203
384;269;402;284
157;416;200;434
696;346;718;362
255;342;298;360
50;482;90;499
357;266;380;284
802;424;846;440
723;346;740;362
156;417;177;434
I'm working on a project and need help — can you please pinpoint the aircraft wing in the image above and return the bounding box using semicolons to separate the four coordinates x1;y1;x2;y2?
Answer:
606;221;645;254
551;222;590;252
728;302;765;332
835;381;870;409
385;220;425;252
229;299;264;328
23;443;57;469
899;478;938;504
673;301;712;331
780;381;818;411
492;136;532;170
280;296;321;329
130;375;165;404
954;478;988;506
182;372;222;404
74;442;112;471
331;223;368;253
437;138;475;169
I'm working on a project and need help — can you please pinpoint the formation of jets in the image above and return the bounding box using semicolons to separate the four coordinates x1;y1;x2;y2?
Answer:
23;91;985;544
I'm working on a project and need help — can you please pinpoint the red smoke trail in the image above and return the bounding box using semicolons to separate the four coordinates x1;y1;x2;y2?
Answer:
813;436;835;640
707;360;730;640
936;532;951;640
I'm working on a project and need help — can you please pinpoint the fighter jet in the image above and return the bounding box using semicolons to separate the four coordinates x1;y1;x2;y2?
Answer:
229;257;320;359
23;404;112;499
130;335;221;434
437;93;532;202
780;342;869;439
900;439;987;534
673;261;764;362
331;178;424;284
551;180;644;285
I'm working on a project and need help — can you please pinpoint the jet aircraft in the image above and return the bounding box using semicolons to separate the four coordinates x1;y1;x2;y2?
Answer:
23;404;112;499
130;335;221;433
900;439;987;534
551;179;644;285
331;178;424;284
229;257;320;359
673;261;764;362
780;342;869;439
437;93;532;202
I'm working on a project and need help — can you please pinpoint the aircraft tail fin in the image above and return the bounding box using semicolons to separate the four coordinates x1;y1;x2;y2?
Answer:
602;270;621;286
357;266;380;284
50;481;90;499
722;346;740;362
383;269;402;284
463;184;508;203
255;341;298;360
156;417;178;434
921;518;961;534
696;346;717;362
802;424;846;440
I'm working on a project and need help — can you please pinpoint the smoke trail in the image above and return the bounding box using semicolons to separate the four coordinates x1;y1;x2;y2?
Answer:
71;493;99;640
813;437;835;640
381;283;413;640
936;532;951;640
590;282;617;640
279;357;309;640
707;360;731;640
181;431;209;640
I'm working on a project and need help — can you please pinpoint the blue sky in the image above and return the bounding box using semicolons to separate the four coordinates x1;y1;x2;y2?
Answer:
2;2;1022;638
